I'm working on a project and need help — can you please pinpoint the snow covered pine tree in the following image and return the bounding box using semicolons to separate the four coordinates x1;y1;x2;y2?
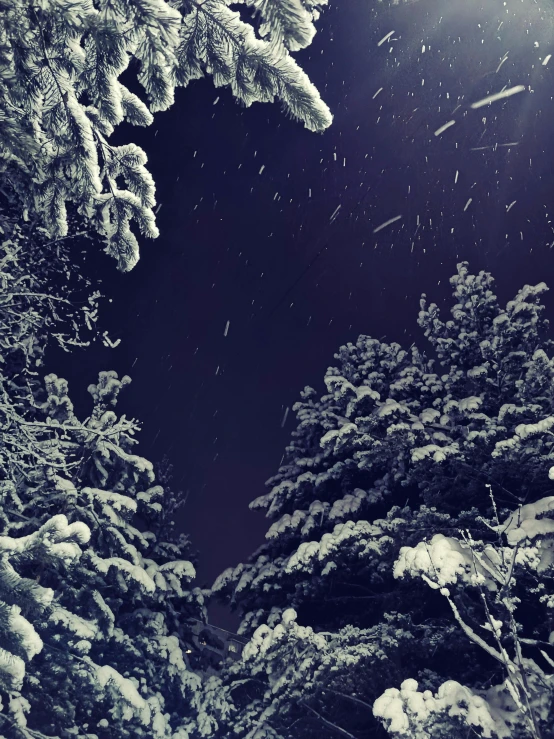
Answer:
0;209;210;737
0;0;331;271
208;264;554;738
6;368;208;738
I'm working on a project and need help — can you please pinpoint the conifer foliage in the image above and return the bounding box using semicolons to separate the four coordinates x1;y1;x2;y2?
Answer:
0;0;334;728
0;209;207;737
209;264;554;739
0;0;331;271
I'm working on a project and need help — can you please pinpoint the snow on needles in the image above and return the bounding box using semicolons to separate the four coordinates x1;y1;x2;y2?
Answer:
394;533;498;592
373;678;512;738
496;496;554;547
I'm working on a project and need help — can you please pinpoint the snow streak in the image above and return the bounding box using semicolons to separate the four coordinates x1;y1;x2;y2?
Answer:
434;120;456;137
377;31;395;47
373;215;402;233
470;85;526;109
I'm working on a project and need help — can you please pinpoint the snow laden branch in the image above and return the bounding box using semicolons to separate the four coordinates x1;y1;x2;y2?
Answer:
234;0;328;52
0;0;331;270
374;488;554;739
0;211;102;356
0;515;89;696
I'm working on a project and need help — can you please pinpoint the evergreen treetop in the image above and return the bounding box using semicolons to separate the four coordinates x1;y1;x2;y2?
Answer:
214;263;554;635
205;264;554;738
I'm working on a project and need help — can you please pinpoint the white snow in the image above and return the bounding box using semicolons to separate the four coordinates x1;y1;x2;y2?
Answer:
496;53;509;74
282;608;297;626
376;398;405;417
89;552;156;593
95;664;151;724
434;120;455;137
329;489;367;520
470;85;526;109
373;215;402;233
320;422;357;451
394;533;497;592
374;679;512;738
377;31;395;47
497;496;554;545
286;520;385;573
266;509;307;539
419;408;440;424
411;443;458;463
50;607;98;640
458;396;482;412
467;365;487;378
329;204;342;222
516;416;554;439
9;606;43;661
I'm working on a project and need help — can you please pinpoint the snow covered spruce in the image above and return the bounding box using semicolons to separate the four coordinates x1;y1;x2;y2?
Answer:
0;516;90;696
0;222;209;736
206;264;554;738
0;365;207;738
0;0;331;271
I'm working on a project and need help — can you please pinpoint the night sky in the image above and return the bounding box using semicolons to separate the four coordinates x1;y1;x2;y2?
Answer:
52;0;554;627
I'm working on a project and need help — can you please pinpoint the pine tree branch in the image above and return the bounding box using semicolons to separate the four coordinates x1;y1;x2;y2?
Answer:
0;711;53;739
7;293;70;303
299;701;359;739
42;231;90;249
330;690;374;713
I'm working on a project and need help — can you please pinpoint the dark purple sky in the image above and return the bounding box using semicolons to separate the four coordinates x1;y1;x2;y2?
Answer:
53;0;554;627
